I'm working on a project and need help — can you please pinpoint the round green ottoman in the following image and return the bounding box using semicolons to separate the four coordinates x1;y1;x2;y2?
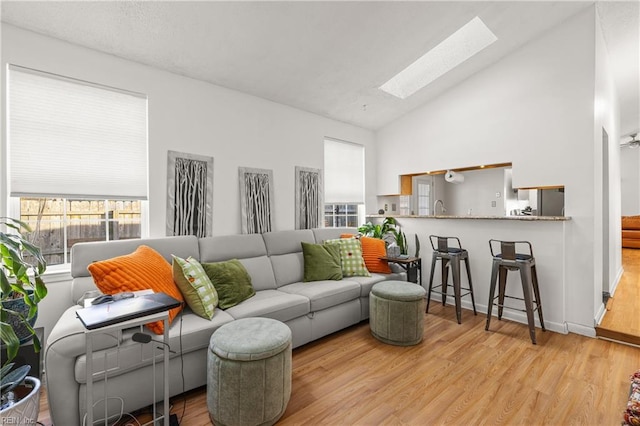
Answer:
370;281;427;346
207;317;292;426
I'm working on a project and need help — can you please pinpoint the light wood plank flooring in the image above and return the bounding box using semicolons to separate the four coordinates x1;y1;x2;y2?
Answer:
596;248;640;345
37;301;639;425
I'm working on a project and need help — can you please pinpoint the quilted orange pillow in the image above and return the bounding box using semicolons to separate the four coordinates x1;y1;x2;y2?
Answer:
359;237;392;274
87;245;184;334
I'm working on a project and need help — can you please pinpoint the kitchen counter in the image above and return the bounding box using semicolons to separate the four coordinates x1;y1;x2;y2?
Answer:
364;214;570;335
367;214;570;221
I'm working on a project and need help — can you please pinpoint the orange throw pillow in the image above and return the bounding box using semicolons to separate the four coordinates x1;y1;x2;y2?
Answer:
87;245;184;334
359;237;391;274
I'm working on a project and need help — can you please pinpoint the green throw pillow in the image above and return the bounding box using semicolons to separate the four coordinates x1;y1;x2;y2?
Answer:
324;238;370;277
202;259;256;309
172;255;218;320
301;241;343;282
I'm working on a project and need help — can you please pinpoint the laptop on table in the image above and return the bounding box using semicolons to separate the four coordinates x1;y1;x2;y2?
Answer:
76;292;182;330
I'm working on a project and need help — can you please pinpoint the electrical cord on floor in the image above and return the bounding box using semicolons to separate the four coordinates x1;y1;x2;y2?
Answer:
81;396;125;426
120;412;142;426
132;307;186;425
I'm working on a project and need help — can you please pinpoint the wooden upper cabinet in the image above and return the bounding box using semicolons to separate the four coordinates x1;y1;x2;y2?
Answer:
400;175;413;195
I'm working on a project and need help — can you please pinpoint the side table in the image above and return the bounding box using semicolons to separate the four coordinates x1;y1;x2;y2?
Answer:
380;256;422;286
82;311;170;426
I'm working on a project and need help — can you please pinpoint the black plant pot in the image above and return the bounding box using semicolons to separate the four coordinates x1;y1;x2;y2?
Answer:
1;295;37;344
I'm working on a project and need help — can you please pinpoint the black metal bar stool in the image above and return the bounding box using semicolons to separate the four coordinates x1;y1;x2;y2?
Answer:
485;239;545;344
426;235;477;324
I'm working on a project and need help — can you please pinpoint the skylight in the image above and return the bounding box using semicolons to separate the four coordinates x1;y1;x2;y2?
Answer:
379;16;498;99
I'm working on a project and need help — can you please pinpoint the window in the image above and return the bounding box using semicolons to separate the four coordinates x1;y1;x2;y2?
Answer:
323;139;365;228
414;176;434;216
324;204;360;228
6;65;148;268
15;198;141;266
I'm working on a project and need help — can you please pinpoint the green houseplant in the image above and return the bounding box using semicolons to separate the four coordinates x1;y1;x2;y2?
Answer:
0;217;47;366
358;217;408;255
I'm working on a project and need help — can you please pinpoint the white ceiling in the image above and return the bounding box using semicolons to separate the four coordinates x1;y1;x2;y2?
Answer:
1;1;638;135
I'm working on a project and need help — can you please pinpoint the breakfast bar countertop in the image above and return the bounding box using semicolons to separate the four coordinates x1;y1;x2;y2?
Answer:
366;214;570;221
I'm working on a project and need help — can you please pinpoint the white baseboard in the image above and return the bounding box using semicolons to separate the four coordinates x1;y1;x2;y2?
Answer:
438;298;595;337
566;322;596;337
595;303;607;326
446;299;568;335
609;266;624;297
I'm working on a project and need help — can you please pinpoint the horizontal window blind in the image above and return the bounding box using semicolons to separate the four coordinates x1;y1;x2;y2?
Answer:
324;138;364;204
8;65;148;199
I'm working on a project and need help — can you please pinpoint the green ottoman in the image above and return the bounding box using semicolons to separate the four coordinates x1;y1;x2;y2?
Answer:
370;280;427;346
207;317;292;426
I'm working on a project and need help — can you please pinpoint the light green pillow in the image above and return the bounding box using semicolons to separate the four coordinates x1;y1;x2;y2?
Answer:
324;238;370;277
201;259;256;309
172;255;218;319
301;242;343;282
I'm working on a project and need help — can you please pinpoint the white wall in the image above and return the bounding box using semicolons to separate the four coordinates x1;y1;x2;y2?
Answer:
0;24;375;338
376;8;603;333
593;8;622;308
0;24;376;235
395;217;568;334
620;148;640;215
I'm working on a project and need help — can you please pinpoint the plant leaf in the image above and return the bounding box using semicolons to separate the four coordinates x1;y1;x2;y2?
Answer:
0;364;30;393
0;322;19;364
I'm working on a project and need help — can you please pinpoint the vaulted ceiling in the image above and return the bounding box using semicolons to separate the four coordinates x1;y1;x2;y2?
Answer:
2;1;638;135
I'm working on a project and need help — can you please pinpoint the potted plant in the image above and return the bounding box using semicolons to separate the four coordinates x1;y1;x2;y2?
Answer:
0;217;47;419
358;217;408;256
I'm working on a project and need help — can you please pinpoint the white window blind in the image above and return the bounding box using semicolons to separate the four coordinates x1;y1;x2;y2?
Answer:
324;138;364;204
8;65;148;199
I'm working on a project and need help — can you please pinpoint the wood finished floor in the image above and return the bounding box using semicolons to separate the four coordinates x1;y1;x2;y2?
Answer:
37;301;639;425
596;248;640;345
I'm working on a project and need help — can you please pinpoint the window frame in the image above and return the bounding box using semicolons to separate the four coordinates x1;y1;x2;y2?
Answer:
9;197;148;273
323;203;364;229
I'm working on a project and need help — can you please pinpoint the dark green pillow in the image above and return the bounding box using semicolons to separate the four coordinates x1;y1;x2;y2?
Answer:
201;259;255;309
301;242;343;282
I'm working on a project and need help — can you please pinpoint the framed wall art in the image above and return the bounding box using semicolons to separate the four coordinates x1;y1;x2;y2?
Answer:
166;150;213;237
239;167;274;234
295;166;323;229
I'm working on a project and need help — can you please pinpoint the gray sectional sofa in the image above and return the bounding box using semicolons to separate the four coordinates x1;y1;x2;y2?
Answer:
44;228;406;426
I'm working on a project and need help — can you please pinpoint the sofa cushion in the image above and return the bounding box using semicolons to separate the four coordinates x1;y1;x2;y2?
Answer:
301;242;343;282
622;216;640;230
324;238;370;277
224;289;310;322
87;245;184;334
278;280;360;312
72;236;199;279
360;237;392;274
270;253;304;287
263;229;315;256
263;230;315;287
202;259;256;309
172;255;218;320
199;234;267;261
199;234;277;291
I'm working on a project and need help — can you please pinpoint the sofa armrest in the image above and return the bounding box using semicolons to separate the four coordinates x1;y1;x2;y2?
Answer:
47;305;123;359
